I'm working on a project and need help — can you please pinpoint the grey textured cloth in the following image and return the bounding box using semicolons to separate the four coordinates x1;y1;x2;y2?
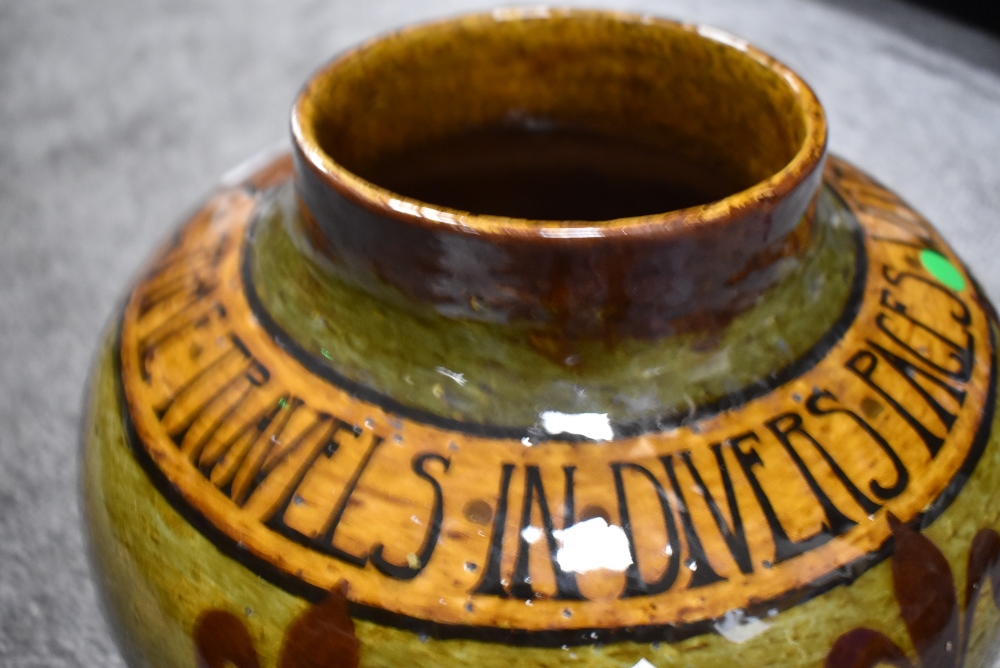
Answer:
1;1;998;665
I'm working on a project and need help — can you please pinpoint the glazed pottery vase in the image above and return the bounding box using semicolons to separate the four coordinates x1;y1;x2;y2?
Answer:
82;9;1000;668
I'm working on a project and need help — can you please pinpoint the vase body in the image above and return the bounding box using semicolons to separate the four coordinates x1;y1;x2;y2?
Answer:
82;9;1000;668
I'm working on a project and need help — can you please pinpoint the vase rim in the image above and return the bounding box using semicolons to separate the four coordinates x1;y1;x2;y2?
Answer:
290;7;828;242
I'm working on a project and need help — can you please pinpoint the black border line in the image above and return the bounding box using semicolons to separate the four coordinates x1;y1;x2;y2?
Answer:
111;171;1000;646
117;313;998;647
239;186;869;442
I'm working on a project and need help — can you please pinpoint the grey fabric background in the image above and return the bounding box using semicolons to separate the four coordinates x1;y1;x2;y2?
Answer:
1;1;998;665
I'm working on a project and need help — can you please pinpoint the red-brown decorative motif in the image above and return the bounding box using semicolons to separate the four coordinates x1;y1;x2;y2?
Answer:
825;516;1000;667
194;586;359;668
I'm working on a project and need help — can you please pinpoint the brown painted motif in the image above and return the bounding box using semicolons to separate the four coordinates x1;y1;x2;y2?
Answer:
194;588;358;668
824;516;1000;668
194;610;261;668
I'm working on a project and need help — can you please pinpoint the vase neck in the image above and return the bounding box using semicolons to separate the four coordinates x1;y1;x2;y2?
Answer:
290;9;827;341
248;173;857;430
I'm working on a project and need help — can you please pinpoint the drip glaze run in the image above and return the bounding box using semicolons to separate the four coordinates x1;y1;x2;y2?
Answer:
357;123;755;221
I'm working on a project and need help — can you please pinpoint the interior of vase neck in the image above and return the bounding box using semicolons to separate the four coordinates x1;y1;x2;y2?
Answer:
296;10;812;222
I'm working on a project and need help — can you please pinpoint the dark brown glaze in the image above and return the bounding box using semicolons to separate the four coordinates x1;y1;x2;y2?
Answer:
278;585;359;668
295;154;823;340
356;124;751;220
194;610;261;668
291;10;828;340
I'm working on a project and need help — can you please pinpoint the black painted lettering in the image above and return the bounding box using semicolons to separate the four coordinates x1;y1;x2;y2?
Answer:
137;297;225;381
199;394;290;490
155;340;248;422
806;389;908;500
510;466;584;600
661;455;725;587
242;412;340;522
679;446;753;575
879;289;973;382
229;398;306;504
766;411;879;522
370;453;451;580
137;244;221;317
178;367;273;467
846;349;945;457
138;272;210;317
729;431;832;564
882;266;971;326
304;429;384;567
867;339;966;432
473;464;517;597
612;462;682;598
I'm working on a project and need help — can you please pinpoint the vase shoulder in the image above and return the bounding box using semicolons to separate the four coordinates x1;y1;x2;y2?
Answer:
81;8;1000;667
83;150;1000;666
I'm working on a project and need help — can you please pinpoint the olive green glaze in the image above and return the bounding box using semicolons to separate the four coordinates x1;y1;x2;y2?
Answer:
82;9;1000;668
82;322;1000;667
249;184;856;427
83;331;310;668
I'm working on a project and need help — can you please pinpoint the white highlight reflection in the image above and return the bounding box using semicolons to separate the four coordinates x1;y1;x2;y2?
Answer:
538;227;606;239
521;525;543;544
553;518;633;574
435;366;467;386
696;25;749;52
713;609;772;643
493;6;551;21
386;198;421;216
540;411;613;441
219;142;288;187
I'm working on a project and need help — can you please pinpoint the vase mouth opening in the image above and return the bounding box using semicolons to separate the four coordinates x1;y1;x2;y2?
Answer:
291;8;826;237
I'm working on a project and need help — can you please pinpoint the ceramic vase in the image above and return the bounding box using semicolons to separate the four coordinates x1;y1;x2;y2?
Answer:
81;9;1000;668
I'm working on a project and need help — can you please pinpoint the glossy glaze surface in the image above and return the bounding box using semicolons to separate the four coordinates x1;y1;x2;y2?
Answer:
250;176;856;429
292;10;827;340
81;8;1000;668
84;151;1000;667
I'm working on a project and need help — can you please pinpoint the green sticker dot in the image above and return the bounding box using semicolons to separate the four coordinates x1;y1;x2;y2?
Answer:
919;249;966;291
